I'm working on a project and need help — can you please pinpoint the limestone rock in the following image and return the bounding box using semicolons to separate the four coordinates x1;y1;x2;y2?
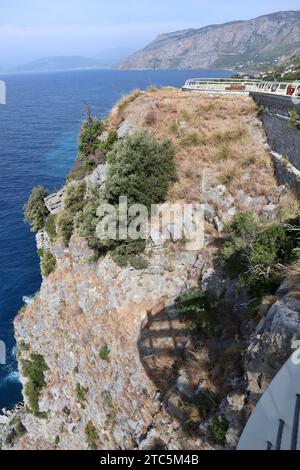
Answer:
84;164;107;196
36;230;51;251
213;216;224;234
44;188;66;215
117;120;133;139
245;294;300;402
201;267;226;299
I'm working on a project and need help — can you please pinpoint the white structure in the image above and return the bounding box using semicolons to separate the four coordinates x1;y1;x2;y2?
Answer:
238;348;300;450
182;78;300;99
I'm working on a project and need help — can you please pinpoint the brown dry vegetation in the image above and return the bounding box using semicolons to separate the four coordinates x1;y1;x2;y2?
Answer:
107;88;278;205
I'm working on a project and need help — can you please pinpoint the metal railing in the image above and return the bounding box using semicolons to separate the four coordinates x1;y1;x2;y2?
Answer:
183;78;300;98
238;348;300;450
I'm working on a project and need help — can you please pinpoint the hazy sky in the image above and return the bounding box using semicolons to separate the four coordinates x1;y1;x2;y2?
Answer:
1;0;299;65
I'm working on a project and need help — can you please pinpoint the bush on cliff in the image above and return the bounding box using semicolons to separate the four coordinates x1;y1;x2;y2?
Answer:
104;131;176;208
22;353;48;418
85;421;99;449
221;211;299;295
75;194;104;254
57;181;86;246
44;214;57;241
78;107;103;160
98;129;118;152
76;131;176;268
24;186;49;232
38;249;56;277
176;288;216;336
64;181;86;215
57;211;74;246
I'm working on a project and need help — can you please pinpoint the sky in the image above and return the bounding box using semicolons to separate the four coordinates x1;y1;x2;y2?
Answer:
0;0;300;65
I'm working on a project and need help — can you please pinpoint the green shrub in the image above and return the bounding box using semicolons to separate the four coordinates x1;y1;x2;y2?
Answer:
22;354;48;417
76;132;176;269
64;181;86;215
289;109;300;130
283;71;300;81
105;131;176;209
85;421;99;449
208;417;229;447
18;341;30;351
99;344;110;362
57;211;74;246
75;194;105;254
24;186;49;232
4;417;27;447
110;239;147;268
221;212;257;277
44;214;57;240
39;250;56;277
56;182;87;246
78;108;103;159
98;129;118;152
176;288;216;336
221;211;299;295
76;383;89;405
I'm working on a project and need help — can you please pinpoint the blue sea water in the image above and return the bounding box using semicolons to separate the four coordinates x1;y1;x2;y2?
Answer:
0;68;231;410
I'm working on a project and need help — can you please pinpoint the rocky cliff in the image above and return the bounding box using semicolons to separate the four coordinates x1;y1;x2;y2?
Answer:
1;88;300;450
118;11;300;70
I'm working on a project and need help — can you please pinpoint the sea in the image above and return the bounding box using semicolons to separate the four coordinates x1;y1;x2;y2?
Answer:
0;68;231;410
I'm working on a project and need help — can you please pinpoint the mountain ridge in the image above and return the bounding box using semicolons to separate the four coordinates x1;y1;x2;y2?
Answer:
118;10;300;70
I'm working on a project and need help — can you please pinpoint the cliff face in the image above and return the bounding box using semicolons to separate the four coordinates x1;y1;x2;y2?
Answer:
13;234;202;450
2;89;300;450
118;11;300;70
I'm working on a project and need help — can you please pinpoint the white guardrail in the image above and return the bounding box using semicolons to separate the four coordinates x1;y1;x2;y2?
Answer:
238;347;300;450
182;78;300;99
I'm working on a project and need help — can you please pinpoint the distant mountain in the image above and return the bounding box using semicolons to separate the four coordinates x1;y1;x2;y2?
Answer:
12;56;103;73
118;10;300;70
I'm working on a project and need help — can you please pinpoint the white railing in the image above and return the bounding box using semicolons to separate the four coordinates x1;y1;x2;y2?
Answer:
238;347;300;450
183;78;300;98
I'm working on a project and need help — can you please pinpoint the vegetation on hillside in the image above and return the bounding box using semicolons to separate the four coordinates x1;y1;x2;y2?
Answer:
68;108;117;181
21;353;48;418
57;181;86;246
75;130;176;267
221;212;300;297
24;186;49;232
263;52;300;81
38;248;57;277
176;288;217;337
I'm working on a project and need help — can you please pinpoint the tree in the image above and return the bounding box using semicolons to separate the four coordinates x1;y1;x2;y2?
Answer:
24;186;49;232
105;131;176;209
78;108;103;160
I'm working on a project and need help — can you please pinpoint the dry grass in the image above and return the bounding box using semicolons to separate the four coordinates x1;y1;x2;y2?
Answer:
116;89;144;113
277;190;300;221
144;109;157;126
107;88;279;204
179;131;205;148
147;85;159;93
219;160;242;190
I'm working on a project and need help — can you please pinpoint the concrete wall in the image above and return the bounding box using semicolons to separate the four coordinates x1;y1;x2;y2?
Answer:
251;93;300;196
